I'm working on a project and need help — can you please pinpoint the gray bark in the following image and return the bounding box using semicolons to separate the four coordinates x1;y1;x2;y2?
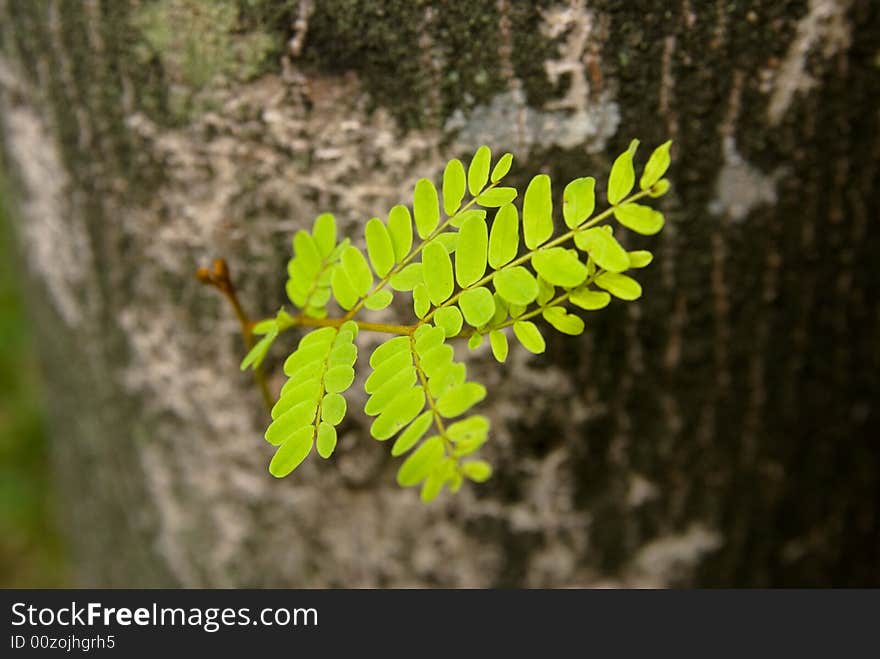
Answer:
0;0;877;587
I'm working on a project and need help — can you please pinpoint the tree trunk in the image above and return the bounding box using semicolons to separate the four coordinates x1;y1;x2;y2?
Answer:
1;0;877;587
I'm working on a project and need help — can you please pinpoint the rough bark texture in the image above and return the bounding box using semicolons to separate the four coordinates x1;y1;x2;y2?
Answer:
1;0;877;587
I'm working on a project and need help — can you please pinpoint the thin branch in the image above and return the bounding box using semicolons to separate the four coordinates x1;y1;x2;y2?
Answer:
197;259;273;414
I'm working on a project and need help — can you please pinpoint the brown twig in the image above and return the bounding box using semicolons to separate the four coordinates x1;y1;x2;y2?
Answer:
197;259;273;414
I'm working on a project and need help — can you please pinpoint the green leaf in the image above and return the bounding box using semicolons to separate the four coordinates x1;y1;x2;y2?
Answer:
414;325;446;355
569;288;611;310
640;140;672;190
523;174;553;249
488;203;519;269
491;292;509;325
459;287;496;328
462;460;492;483
437;382;487;418
371;387;426;441
476;187;517;207
428;361;466;399
321;393;347;426
537;276;555;305
369;335;411;367
240;330;276;371
449;208;486;229
513;320;545;354
435;232;458;253
391;411;434;456
491;152;513;183
542;306;585;335
312;213;337;257
316;422;337;459
468;145;491;196
419;344;454;379
531;248;588;288
420;467;447;502
434;306;463;337
494;266;539;305
413;178;440;239
628;250;653;268
443;158;466;216
331;266;359;310
447;415;489;444
365;217;395;277
413;283;431;318
364;289;393;310
467;332;483;350
573;227;630;273
389;262;423;291
387;205;413;262
594;272;642;300
293;230;321;275
489;330;508;363
455;213;488;287
341;246;373;296
269;427;313;478
422;241;454;305
325;365;355;394
649;179;670;197
608;147;636;205
365;368;418;415
365;351;413;393
613;203;665;235
563;177;596;228
397;435;444;487
265;399;317;445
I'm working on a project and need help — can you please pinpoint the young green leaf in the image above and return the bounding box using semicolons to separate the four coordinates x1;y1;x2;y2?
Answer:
513;320;545;354
364;289;393;310
449;208;486;229
459;287;496;328
467;332;483;350
573;227;630;273
468;145;491;196
365;368;418;416
462;460;492;482
488;203;519;269
443;158;466;216
331;267;359;310
649;179;671;197
640;140;672;190
532;248;588;288
341;246;373;296
489;330;508;363
594;272;642;300
413;283;431;318
325;365;355;394
365;217;395;277
536;276;555;306
435;306;463;337
422;240;454;305
391;411;434;456
397;436;445;487
389;263;423;291
269;427;313;478
608;147;635;205
569;288;611;310
542;306;585;335
523;174;553;249
437;382;487;418
387;205;413;262
476;187;517;207
563;177;596;229
613;204;665;235
491;152;513;182
371;387;426;441
321;393;347;426
455;213;489;287
413;178;440;239
293;230;321;276
369;336;411;368
627;250;654;268
494;266;539;305
312;213;337;257
240;329;277;371
316;422;337;459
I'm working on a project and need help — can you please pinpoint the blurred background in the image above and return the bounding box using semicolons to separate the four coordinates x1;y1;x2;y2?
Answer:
0;1;877;588
0;191;66;587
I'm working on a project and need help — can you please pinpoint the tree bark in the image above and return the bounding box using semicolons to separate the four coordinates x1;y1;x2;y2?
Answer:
1;0;877;587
